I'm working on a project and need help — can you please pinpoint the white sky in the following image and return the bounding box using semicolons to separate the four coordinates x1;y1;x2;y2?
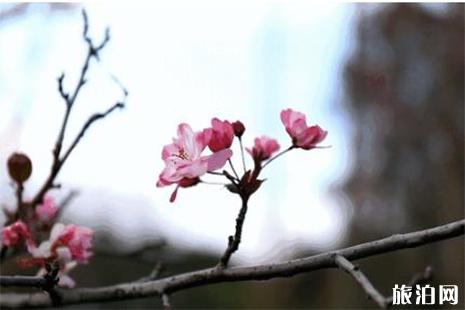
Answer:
0;2;357;263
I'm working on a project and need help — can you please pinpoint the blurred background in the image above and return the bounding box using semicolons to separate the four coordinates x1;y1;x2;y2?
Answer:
0;2;463;308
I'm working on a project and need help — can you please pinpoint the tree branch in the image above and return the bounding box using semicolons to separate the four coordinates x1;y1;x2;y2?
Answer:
1;219;462;308
161;294;171;310
30;9;125;208
218;196;249;268
59;101;125;165
384;265;433;307
335;255;388;308
0;275;48;288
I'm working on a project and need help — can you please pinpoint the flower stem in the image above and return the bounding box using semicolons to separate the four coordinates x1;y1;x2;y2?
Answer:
200;180;228;186
207;171;224;176
261;146;294;169
238;137;247;174
228;159;240;180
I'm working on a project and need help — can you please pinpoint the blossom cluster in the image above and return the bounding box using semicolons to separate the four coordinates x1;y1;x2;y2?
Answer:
1;196;93;288
157;108;327;202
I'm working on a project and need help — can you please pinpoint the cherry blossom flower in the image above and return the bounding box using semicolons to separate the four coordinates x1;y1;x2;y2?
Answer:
17;223;93;287
29;223;93;264
1;220;35;251
19;244;79;288
36;195;58;222
206;118;234;152
247;136;280;161
157;123;232;202
52;224;93;264
280;108;327;150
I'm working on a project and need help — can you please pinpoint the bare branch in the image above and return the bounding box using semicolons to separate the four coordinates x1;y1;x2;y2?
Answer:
137;261;164;283
218;196;249;268
384;265;433;306
30;9;125;208
161;294;171;310
60;101;125;165
0;275;48;288
1;219;462;308
1;263;60;305
335;255;388;308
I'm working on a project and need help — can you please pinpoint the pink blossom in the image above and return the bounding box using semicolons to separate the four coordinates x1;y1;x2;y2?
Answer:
206;118;234;152
247;136;280;161
15;223;92;288
36;195;58;222
280;108;327;149
2;220;34;250
29;223;93;264
53;224;93;264
157;123;232;202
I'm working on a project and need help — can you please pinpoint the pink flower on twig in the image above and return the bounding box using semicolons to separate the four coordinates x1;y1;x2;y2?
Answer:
36;195;58;222
28;223;93;264
247;136;280;161
280;108;327;150
206;118;234;152
1;220;35;251
157;123;232;202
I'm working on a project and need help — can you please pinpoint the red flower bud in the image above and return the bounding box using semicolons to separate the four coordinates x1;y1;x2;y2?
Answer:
232;121;245;138
7;153;32;184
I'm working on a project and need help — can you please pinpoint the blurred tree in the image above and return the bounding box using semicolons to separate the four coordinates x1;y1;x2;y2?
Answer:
339;3;464;308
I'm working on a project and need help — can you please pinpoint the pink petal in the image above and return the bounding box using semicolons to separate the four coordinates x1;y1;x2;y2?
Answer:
195;128;212;150
58;274;76;288
204;149;233;171
169;185;180;203
177;123;201;157
211;118;223;130
176;160;208;178
161;143;180;161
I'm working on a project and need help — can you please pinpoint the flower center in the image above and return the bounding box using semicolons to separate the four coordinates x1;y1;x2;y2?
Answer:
174;148;189;160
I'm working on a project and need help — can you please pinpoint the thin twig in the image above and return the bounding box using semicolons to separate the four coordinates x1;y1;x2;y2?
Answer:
207;171;224;176
0;219;462;308
30;9;124;208
137;262;164;283
14;183;24;218
384;266;433;306
218;196;250;268
238;137;247;174
222;170;239;185
228;159;240;180
335;255;388;308
200;180;228;186
161;294;171;310
261;146;294;169
59;101;125;165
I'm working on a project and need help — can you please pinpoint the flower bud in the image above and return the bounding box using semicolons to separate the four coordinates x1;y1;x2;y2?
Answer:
7;153;32;184
232;121;245;138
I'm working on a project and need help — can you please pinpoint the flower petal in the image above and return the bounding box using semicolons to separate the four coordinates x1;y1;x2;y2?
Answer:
204;149;233;171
